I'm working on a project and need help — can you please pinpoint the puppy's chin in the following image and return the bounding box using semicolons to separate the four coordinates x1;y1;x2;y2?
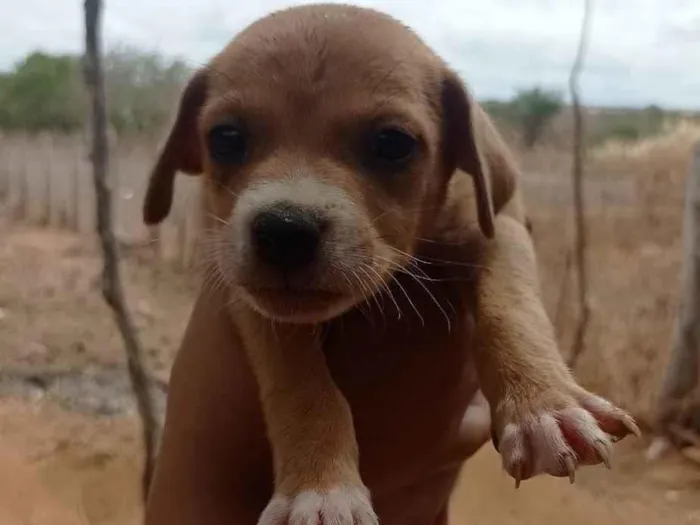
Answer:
237;286;361;324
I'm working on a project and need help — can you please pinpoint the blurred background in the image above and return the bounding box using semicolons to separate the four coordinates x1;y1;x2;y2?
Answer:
0;0;699;524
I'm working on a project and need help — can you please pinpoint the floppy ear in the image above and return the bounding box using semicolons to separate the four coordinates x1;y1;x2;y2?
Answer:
143;69;208;225
441;69;518;238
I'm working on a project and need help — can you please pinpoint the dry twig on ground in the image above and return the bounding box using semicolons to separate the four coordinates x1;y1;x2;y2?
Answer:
83;0;158;502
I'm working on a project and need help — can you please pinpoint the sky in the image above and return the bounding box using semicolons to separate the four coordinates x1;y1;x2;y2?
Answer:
1;0;699;109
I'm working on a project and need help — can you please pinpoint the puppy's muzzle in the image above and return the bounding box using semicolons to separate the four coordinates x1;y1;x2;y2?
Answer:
250;202;326;274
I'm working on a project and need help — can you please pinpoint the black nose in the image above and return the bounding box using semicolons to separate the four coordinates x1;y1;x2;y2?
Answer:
250;204;323;272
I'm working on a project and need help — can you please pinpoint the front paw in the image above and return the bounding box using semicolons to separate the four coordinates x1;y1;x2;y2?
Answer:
258;485;378;525
491;385;641;487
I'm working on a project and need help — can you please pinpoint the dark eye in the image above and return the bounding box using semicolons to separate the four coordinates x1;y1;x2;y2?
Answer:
208;124;247;164
370;127;417;164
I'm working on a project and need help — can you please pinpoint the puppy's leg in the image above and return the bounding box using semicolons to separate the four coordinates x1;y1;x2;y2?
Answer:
233;305;377;525
474;215;640;486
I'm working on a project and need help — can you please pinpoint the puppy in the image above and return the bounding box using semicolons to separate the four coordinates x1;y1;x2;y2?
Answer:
143;4;639;524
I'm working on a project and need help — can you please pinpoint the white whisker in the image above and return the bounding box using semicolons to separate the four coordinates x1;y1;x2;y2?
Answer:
363;262;402;320
356;265;387;326
386;271;424;327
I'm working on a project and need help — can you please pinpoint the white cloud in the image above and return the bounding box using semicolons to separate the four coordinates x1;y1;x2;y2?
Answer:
1;0;698;108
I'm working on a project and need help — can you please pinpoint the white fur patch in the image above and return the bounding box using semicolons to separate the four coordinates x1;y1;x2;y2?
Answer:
258;486;378;525
232;177;355;233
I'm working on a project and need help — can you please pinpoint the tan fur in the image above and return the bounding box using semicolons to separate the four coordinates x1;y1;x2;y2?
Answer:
143;4;639;524
232;304;362;494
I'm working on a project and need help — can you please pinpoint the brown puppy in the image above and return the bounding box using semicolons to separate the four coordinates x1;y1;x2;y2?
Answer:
143;4;639;525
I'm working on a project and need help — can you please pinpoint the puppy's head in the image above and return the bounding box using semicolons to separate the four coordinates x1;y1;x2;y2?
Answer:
144;4;512;323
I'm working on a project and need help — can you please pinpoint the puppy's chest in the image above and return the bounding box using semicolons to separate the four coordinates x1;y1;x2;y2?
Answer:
320;276;478;484
324;268;475;376
324;320;475;435
326;274;475;396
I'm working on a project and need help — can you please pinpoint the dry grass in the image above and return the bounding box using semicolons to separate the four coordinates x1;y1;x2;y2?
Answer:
521;120;700;425
1;121;699;426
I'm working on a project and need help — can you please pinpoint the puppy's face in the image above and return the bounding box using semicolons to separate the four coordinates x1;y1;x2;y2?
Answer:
144;4;500;323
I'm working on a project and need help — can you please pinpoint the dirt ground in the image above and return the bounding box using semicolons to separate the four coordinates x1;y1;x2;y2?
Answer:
1;220;700;525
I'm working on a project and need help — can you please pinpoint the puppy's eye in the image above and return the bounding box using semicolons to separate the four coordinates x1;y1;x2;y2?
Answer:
370;127;416;164
208;124;247;164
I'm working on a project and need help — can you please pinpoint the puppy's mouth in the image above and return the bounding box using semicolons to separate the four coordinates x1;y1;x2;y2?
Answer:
239;285;354;323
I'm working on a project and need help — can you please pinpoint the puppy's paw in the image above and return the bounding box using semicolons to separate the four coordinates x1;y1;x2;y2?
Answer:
258;486;378;525
492;386;641;487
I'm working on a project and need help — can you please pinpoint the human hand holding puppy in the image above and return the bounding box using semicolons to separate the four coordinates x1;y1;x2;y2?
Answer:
143;4;639;525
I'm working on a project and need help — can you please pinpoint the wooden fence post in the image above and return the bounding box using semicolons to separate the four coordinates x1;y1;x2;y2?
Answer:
0;136;8;203
56;136;69;229
73;135;83;231
15;134;29;221
44;134;54;226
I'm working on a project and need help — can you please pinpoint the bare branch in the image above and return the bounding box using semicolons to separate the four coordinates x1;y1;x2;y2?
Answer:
554;250;573;339
654;143;700;441
83;0;158;503
567;0;594;369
